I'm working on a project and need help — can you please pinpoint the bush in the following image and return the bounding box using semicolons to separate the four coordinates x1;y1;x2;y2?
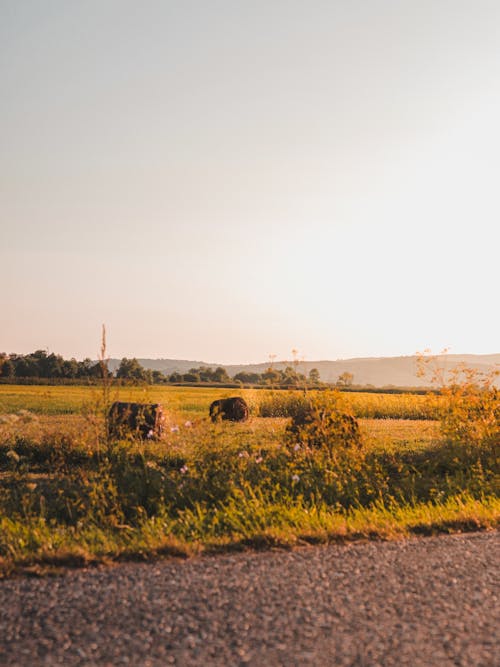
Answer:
439;384;500;447
418;354;500;446
286;391;362;452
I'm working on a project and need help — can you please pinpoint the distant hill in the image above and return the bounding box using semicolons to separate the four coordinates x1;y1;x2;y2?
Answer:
106;354;500;387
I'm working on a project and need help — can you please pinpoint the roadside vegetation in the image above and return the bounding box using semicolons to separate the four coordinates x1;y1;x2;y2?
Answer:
0;359;498;576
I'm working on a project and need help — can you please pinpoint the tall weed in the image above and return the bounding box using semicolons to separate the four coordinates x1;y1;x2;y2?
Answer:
418;352;500;446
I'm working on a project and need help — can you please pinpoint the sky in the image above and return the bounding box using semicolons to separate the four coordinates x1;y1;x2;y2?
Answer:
1;0;499;364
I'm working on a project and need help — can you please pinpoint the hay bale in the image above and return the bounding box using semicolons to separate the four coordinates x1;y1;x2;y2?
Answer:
107;402;164;440
209;397;249;423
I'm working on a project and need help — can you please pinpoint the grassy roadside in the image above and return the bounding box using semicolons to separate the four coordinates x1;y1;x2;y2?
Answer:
1;494;498;578
0;428;497;577
0;386;498;577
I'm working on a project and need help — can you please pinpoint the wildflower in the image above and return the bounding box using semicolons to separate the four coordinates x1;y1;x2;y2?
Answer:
255;456;263;464
18;409;37;422
146;429;154;439
171;425;179;433
293;443;301;451
238;451;249;458
3;415;19;424
180;465;188;474
292;474;300;483
184;420;193;428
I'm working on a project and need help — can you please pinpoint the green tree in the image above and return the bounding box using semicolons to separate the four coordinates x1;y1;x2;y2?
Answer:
234;371;262;384
336;372;354;387
213;366;230;383
309;368;321;384
182;372;200;383
116;358;149;382
42;352;65;378
262;367;282;386
197;367;214;382
12;354;39;377
152;370;166;384
0;355;15;378
78;358;95;378
62;358;80;379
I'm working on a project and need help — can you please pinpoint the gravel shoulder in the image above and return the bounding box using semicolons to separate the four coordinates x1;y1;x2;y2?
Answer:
0;532;498;666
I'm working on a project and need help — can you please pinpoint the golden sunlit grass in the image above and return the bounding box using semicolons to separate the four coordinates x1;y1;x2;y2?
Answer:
0;412;438;454
2;495;497;578
0;385;436;419
0;385;236;417
0;383;498;576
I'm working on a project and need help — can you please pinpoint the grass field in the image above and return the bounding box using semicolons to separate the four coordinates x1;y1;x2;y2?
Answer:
0;384;435;419
0;384;498;576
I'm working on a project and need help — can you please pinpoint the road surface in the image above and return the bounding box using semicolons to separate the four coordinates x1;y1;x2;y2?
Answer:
0;532;498;666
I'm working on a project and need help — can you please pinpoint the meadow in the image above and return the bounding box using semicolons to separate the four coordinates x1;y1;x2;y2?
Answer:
0;384;498;576
0;384;434;419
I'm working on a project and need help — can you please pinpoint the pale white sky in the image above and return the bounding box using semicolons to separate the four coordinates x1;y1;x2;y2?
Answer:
1;1;499;363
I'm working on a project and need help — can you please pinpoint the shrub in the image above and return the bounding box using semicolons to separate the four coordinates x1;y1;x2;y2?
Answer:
439;383;500;447
418;353;500;446
286;391;362;452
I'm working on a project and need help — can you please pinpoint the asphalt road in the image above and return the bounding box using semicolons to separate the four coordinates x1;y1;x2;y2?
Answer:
0;532;498;666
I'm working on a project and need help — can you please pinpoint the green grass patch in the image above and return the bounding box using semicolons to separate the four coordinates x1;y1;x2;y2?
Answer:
0;385;498;576
1;494;497;577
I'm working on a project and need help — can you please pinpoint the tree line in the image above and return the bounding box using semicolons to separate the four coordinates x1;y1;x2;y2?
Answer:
0;350;105;380
0;351;334;386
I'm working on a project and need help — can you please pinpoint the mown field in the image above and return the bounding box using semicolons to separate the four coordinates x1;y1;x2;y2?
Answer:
0;384;498;576
0;384;435;419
